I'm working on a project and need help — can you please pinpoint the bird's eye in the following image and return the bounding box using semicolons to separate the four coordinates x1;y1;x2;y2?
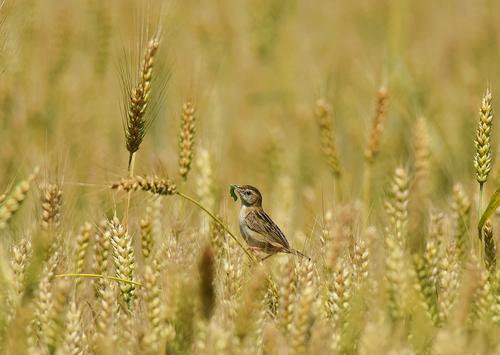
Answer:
245;190;251;196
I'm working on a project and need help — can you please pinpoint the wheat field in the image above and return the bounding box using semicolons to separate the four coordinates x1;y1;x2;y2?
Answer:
0;0;499;354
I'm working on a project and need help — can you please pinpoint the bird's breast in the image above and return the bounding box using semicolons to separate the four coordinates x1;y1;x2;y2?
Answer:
239;205;250;224
239;206;254;243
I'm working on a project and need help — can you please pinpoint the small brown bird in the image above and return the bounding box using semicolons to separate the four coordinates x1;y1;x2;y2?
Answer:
231;184;309;260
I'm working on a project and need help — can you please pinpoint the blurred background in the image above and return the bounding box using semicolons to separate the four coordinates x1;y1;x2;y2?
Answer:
1;0;499;239
1;1;500;354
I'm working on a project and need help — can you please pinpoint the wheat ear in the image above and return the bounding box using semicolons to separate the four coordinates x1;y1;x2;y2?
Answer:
109;217;136;309
363;87;388;208
178;98;196;181
0;168;38;230
315;98;341;178
41;182;63;232
124;36;160;172
474;88;493;262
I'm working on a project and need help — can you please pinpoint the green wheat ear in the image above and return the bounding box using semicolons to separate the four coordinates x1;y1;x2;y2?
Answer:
229;185;238;201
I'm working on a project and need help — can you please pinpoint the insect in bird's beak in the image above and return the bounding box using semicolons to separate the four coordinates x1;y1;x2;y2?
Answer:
229;184;239;201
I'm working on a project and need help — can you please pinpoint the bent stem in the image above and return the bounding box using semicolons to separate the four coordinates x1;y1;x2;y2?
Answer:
55;273;143;287
176;191;256;262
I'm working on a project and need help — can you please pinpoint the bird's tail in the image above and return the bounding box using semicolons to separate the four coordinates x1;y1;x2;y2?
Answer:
288;248;310;260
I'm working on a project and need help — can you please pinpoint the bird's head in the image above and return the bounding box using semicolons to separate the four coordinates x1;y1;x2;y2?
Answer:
231;185;262;207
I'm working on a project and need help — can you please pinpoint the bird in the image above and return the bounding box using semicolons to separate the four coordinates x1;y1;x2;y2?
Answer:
231;184;309;260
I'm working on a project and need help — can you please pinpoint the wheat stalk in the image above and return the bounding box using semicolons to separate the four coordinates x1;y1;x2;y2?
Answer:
140;214;153;259
178;98;196;181
327;256;352;322
278;258;297;335
74;222;92;288
95;282;118;343
425;213;444;287
92;220;110;296
10;236;32;298
109;217;136;309
290;259;315;354
384;167;410;245
491;269;500;325
142;259;165;353
315;98;341;178
452;183;471;261
112;175;177;195
413;116;430;194
483;220;496;272
60;300;87;355
364;87;388;163
41;182;63;232
7;236;32;321
28;248;62;353
474;88;493;257
363;87;388;208
468;256;494;325
235;268;266;341
437;244;460;324
474;88;494;187
196;146;216;218
124;36;160;171
351;237;369;287
414;254;439;324
0;168;38;230
221;238;244;318
384;167;410;321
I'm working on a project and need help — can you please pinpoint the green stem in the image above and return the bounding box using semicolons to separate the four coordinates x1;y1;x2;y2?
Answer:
478;183;484;217
478;183;484;259
124;152;136;224
334;174;342;202
55;273;143;287
176;191;256;262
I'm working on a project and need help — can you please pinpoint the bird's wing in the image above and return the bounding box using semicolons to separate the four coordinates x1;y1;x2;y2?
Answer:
245;209;290;249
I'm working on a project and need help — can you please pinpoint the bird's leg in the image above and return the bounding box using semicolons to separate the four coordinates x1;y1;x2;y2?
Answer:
247;246;260;256
260;254;275;262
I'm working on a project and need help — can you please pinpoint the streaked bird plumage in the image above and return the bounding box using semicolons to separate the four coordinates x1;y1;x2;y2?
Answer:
232;184;309;260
